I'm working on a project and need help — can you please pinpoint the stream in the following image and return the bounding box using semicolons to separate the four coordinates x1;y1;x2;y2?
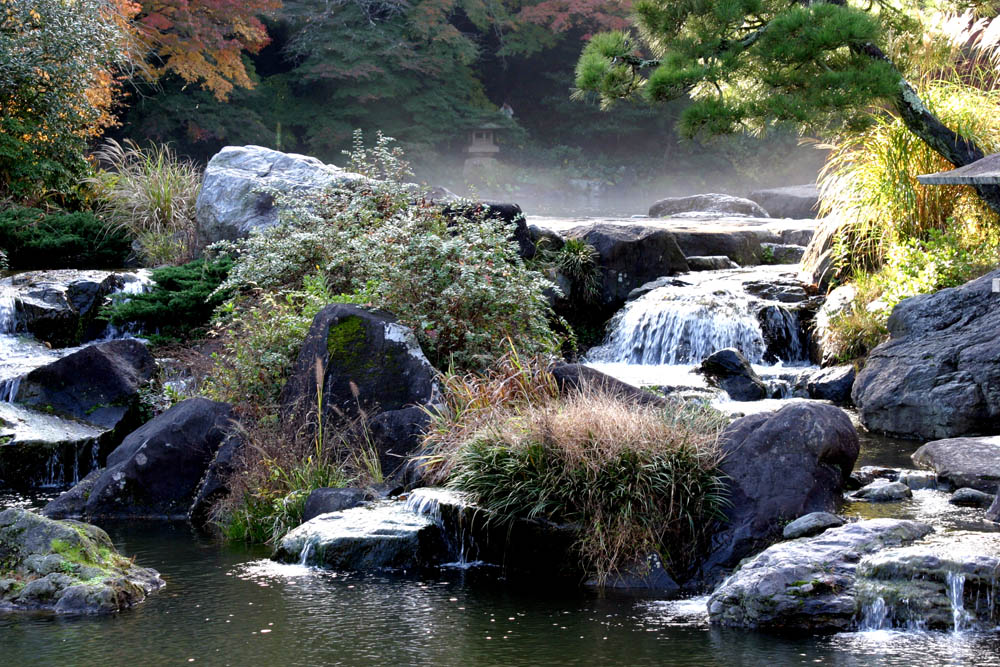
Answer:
2;234;999;663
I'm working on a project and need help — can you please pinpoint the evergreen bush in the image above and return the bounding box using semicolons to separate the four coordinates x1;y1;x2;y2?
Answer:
0;206;131;269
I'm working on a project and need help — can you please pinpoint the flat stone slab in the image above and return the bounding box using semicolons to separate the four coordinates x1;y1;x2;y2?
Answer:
912;436;1000;492
273;502;445;571
917;153;1000;185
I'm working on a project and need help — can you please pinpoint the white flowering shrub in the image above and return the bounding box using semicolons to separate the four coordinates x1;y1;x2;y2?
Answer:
211;132;558;370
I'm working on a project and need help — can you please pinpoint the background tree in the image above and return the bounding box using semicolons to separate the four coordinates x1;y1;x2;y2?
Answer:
0;0;137;201
574;0;1000;213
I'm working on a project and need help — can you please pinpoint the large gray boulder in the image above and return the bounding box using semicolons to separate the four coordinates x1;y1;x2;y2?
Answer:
852;269;1000;439
806;365;855;404
701;403;860;582
195;145;364;249
747;185;820;219
911;436;1000;492
44;398;237;520
697;348;767;401
649;193;769;218
708;519;933;631
562;223;689;307
0;508;163;613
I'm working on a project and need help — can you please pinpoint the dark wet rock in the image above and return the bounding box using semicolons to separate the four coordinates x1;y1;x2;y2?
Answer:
949;487;995;508
686;256;740;271
0;508;163;613
274;502;445;571
188;433;245;527
849;466;899;490
195;145;364;249
302;488;367;523
782;512;845;540
562;223;689;307
4;270;126;347
911;436;1000;492
14;339;155;430
584;553;680;595
898;470;938;491
762;242;806;264
747;185;819;219
441;201;535;259
742;275;813;303
697;348;766;401
42;470;100;519
47;398;236;520
707;519;933;631
550;363;667;407
668;227;771;266
281;304;441;427
806;365;856;404
853;269;1000;439
701;402;860;582
757;304;809;364
626;277;691;301
852;480;912;502
649;193;768;218
365;406;432;479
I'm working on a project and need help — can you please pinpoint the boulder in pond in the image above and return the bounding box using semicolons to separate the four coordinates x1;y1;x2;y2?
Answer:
805;365;855;404
14;339;155;431
195;145;365;250
852;480;912;502
707;519;932;631
45;398;237;520
949;487;995;508
648;193;769;218
274;502;445;571
188;432;246;527
747;185;819;219
852;269;1000;439
782;512;845;540
911;436;1000;492
700;402;860;582
0;508;163;613
697;348;766;401
561;223;689;307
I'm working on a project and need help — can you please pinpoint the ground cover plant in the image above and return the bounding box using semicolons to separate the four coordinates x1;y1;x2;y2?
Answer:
0;205;131;269
423;352;729;585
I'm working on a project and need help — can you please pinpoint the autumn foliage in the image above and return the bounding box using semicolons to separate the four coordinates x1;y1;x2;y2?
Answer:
135;0;281;100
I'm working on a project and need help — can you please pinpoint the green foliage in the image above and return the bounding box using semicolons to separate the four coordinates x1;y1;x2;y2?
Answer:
0;0;132;201
826;228;1000;362
821;79;1000;271
106;256;233;344
575;0;917;137
214;132;559;371
0;205;131;270
446;388;728;583
89;139;202;266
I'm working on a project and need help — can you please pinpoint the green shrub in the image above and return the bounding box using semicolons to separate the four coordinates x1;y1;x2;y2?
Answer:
213;131;558;371
89;139;202;266
0;205;131;269
106;256;233;344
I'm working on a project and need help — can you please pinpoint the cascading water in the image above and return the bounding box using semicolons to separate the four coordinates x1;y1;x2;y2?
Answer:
584;267;814;393
404;488;480;568
947;571;971;633
0;284;16;334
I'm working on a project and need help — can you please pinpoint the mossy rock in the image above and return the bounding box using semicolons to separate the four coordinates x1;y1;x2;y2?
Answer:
0;508;163;614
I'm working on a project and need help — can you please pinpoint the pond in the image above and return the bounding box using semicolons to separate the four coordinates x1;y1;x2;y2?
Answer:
2;513;999;666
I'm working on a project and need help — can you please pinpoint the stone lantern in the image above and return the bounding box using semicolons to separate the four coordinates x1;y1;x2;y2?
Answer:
464;123;501;178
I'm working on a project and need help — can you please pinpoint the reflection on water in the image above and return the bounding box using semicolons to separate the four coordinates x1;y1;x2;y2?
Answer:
1;520;998;666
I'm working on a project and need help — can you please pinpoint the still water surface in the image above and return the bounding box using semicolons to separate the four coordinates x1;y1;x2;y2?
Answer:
2;519;999;666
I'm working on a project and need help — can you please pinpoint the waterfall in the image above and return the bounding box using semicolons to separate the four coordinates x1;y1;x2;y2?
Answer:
0;376;20;403
859;596;889;631
0;284;16;334
404;488;478;568
947;571;970;633
586;268;809;367
100;270;154;340
299;540;314;566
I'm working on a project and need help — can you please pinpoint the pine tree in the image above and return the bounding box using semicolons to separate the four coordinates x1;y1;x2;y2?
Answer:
575;0;1000;213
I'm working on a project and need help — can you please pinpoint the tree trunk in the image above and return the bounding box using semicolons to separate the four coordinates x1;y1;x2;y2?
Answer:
856;44;1000;214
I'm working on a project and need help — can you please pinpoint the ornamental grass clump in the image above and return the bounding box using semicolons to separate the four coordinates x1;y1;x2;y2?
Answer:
423;353;729;585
